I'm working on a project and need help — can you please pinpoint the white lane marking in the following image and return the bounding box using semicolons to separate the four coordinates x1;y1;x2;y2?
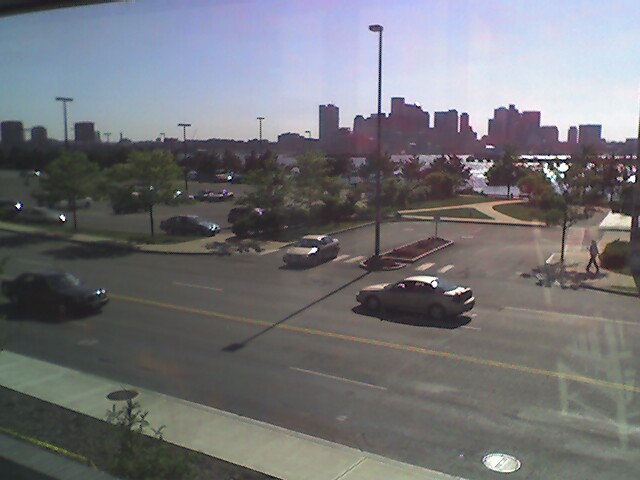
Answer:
438;264;454;273
290;367;387;391
461;235;474;239
503;306;640;328
546;253;555;264
403;228;415;232
461;325;481;331
332;254;350;262
172;281;223;292
344;255;366;264
16;258;52;267
415;262;434;271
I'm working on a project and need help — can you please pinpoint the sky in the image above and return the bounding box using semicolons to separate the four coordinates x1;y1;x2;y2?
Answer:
1;0;640;143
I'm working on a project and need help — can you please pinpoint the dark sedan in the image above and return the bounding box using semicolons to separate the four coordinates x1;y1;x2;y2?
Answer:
159;215;221;236
1;272;109;318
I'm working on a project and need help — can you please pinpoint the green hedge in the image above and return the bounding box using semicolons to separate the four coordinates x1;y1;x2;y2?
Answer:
600;240;629;270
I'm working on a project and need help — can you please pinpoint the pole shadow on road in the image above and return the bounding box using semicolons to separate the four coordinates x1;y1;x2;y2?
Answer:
222;270;373;352
351;305;473;329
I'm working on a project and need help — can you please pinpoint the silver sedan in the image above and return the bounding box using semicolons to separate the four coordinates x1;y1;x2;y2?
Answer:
283;234;340;267
356;275;475;319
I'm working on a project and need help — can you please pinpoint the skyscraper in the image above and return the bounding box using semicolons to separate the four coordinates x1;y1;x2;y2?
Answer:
319;104;339;150
1;120;24;148
31;126;47;145
434;109;458;151
578;124;602;148
75;122;96;143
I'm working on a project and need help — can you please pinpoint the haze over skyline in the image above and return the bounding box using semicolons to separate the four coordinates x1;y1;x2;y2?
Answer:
2;0;639;144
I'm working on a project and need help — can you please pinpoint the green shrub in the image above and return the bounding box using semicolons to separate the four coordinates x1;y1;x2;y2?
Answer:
600;240;629;270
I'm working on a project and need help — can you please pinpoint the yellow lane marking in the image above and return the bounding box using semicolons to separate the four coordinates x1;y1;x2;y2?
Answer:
111;293;640;394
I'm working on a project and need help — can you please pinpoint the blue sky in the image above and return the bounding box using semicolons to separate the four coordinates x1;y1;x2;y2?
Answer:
1;0;639;143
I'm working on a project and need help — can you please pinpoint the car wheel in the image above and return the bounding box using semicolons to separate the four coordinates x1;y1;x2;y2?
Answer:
428;304;446;320
365;295;381;312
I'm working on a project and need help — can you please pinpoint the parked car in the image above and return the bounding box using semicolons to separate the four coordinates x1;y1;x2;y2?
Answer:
283;234;340;267
110;187;147;214
0;199;23;220
17;206;66;225
1;271;109;317
160;215;221;236
55;197;93;209
356;275;475;319
194;189;234;202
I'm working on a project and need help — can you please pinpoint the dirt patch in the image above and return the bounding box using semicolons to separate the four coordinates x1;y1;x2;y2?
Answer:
383;237;452;263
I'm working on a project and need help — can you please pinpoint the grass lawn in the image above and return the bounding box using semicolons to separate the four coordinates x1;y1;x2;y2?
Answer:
493;202;547;222
414;207;492;220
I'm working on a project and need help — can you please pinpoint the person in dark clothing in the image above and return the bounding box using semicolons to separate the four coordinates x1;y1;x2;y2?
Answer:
586;240;600;274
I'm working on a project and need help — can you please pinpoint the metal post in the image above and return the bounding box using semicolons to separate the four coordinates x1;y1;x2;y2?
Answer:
178;123;191;193
257;117;265;155
369;24;383;265
55;97;73;148
561;190;568;264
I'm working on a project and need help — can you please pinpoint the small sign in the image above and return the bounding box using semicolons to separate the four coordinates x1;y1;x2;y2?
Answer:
433;215;441;222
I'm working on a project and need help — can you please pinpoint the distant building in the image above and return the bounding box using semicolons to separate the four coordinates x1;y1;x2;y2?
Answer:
567;126;578;145
319;104;339;150
578;124;602;148
30;126;47;145
1;120;24;148
75;122;96;143
539;126;559;152
433;109;458;152
277;132;315;154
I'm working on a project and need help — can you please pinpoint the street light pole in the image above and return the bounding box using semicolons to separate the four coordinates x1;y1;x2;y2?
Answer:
55;96;73;148
558;162;570;266
178;123;191;193
257;117;265;155
369;24;383;265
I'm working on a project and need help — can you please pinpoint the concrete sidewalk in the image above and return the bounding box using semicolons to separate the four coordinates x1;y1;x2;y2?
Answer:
398;199;546;227
0;351;467;480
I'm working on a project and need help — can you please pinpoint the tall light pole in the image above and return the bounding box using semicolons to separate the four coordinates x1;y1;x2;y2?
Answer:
257;117;265;155
104;132;111;143
178;123;191;193
55;96;73;148
369;24;383;267
558;162;570;266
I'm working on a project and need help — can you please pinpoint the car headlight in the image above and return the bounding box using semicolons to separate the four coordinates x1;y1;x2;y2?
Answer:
59;214;66;222
15;202;22;210
309;247;319;255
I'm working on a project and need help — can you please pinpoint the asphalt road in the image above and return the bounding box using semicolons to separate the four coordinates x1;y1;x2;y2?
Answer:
2;220;640;480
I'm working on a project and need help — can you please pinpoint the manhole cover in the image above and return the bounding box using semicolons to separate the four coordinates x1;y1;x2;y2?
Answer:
482;453;521;473
106;389;138;401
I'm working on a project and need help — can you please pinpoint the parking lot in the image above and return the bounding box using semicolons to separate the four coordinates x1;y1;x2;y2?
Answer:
0;169;254;234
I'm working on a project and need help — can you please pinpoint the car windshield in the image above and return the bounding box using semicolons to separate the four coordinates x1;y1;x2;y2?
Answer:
2;3;639;480
297;239;319;248
46;273;81;290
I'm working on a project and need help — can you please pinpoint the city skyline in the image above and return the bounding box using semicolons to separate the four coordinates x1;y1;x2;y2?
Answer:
2;0;640;143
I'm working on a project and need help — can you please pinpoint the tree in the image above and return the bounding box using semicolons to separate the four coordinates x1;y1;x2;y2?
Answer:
40;151;101;230
106;149;181;237
565;145;600;204
424;154;470;191
485;146;524;197
326;154;353;177
221;149;243;172
401;155;424;182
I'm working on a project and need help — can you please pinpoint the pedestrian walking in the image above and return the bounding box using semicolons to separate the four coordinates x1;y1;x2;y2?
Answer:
586;240;600;274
